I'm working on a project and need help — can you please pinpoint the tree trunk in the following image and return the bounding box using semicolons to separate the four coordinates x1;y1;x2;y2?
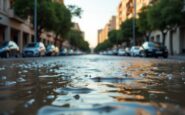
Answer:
55;34;59;46
145;32;151;41
161;31;167;46
37;27;43;42
169;30;174;55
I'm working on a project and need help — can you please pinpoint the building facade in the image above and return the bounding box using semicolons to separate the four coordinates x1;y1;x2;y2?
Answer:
116;0;155;29
98;16;116;44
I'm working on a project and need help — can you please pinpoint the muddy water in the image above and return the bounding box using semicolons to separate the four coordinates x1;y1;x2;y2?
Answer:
0;55;185;115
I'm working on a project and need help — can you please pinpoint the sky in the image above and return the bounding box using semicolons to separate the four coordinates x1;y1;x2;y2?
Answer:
65;0;120;48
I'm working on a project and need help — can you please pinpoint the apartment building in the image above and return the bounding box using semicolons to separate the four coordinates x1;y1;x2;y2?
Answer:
116;0;185;54
116;0;155;29
98;16;116;44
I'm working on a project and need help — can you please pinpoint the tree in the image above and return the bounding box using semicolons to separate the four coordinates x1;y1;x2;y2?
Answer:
67;30;90;52
14;0;56;40
137;6;152;41
120;18;142;46
147;0;184;54
108;30;120;45
53;2;72;42
94;40;112;52
13;0;75;42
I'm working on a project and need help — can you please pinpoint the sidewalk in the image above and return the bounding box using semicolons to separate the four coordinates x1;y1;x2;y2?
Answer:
169;54;185;61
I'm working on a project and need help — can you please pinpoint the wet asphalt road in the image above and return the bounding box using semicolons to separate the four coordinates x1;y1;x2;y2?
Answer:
0;55;185;115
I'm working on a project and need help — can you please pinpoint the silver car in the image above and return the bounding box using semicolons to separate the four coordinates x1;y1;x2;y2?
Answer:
0;41;20;58
130;46;140;57
22;42;46;57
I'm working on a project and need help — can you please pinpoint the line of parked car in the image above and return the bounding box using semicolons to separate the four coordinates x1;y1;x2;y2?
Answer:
0;41;84;58
99;41;168;58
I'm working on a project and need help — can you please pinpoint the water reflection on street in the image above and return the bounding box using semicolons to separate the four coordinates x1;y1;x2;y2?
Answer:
0;55;185;115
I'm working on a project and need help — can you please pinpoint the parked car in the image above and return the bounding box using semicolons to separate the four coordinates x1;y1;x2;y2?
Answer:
118;48;126;56
107;50;114;55
55;46;59;56
46;44;59;56
130;46;140;56
68;49;74;55
60;48;68;56
0;41;20;58
22;42;46;57
140;41;168;58
74;50;83;55
112;49;118;55
125;47;131;56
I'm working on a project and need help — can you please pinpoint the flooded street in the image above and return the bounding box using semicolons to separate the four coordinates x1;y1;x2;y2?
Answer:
0;55;185;115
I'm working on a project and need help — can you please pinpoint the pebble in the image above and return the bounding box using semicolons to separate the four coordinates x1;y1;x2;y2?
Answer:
24;99;35;108
17;77;26;83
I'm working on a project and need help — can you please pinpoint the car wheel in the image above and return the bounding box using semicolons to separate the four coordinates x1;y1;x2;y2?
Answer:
16;53;20;58
140;51;146;57
163;54;168;59
155;55;158;58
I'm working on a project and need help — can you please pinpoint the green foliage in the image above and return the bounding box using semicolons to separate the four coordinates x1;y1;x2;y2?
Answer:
147;0;184;45
137;6;151;41
108;30;120;45
119;18;142;44
148;0;183;30
67;30;90;52
13;0;73;40
53;2;72;38
94;40;112;52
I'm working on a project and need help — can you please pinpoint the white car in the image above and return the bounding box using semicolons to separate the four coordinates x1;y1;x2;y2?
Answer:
22;42;46;57
130;46;140;56
107;50;114;55
60;48;68;56
118;48;126;56
68;49;74;55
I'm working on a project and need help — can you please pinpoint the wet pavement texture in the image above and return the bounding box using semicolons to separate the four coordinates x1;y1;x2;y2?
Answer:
0;55;185;115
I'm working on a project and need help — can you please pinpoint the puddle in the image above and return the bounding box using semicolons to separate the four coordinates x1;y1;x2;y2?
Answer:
0;55;185;115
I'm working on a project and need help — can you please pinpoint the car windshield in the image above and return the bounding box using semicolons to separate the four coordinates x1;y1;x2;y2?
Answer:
134;47;140;50
119;49;124;51
47;45;54;49
26;43;37;48
0;41;9;48
148;42;157;48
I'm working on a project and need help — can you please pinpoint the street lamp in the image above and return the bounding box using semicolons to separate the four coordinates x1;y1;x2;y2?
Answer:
132;0;136;46
34;0;37;42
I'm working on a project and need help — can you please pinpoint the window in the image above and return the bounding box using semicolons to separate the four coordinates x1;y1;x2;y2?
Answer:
156;35;160;42
3;0;6;11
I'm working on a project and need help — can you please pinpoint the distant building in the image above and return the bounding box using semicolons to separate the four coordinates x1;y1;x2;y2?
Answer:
97;29;102;44
97;16;116;44
72;22;85;38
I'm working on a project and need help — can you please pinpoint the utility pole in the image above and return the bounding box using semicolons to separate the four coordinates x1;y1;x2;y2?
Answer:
132;0;136;46
34;0;37;42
